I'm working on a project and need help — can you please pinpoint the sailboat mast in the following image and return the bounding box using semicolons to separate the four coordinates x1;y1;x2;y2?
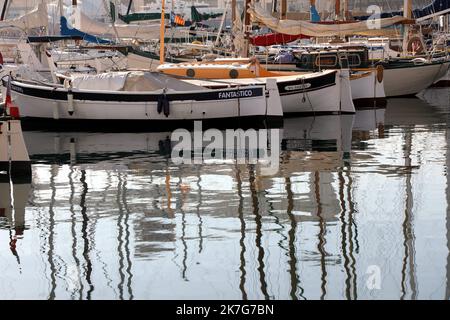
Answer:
160;0;166;64
403;0;412;54
281;0;286;19
342;0;349;20
59;0;64;19
243;0;251;57
335;0;341;20
1;0;8;21
127;0;134;15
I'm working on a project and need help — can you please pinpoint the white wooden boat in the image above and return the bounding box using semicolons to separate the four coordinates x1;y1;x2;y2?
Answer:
1;72;283;130
381;59;450;97
350;69;387;109
175;69;356;115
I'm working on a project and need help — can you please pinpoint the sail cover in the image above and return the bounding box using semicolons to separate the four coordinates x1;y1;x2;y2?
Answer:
73;8;160;40
250;33;309;46
247;3;408;37
354;0;450;20
0;3;48;30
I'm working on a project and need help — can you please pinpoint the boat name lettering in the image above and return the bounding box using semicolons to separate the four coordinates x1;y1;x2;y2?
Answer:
11;84;23;93
218;89;254;99
285;83;312;91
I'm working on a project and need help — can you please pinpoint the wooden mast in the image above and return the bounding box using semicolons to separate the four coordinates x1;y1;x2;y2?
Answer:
403;0;412;54
281;0;287;19
160;0;166;64
243;0;251;57
335;0;341;20
342;0;349;21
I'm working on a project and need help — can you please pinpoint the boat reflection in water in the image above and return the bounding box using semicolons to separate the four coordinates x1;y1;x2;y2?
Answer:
1;91;450;300
0;174;31;269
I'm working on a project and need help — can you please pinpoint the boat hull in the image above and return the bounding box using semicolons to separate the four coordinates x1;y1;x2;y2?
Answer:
3;79;283;130
351;69;387;109
383;61;450;97
184;70;355;115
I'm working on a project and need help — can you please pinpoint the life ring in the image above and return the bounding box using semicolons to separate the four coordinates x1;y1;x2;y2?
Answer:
192;40;202;45
376;64;384;83
407;36;425;55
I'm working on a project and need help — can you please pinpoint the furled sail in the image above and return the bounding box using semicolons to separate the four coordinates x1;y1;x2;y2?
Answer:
108;1;169;24
60;17;114;44
191;5;223;22
247;3;408;37
0;3;48;31
73;8;160;40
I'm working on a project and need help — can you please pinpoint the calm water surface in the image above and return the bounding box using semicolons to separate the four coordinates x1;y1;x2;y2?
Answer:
1;88;449;300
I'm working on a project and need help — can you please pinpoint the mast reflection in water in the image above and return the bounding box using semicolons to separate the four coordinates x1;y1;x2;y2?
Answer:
1;88;450;299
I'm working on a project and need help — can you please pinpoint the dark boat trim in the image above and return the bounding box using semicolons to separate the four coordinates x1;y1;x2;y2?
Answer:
4;79;265;103
0;162;32;184
284;110;355;117
19;116;284;132
353;97;388;109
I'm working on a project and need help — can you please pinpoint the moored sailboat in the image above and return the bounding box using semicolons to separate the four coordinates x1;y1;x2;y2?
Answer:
1;71;283;130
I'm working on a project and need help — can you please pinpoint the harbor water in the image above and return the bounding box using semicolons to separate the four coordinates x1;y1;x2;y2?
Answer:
1;88;450;300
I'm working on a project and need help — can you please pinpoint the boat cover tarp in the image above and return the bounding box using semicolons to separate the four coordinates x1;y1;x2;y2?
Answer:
27;35;83;43
247;3;408;37
354;0;450;20
60;17;113;44
74;9;160;40
71;71;207;92
0;3;48;30
250;33;309;46
191;6;223;22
